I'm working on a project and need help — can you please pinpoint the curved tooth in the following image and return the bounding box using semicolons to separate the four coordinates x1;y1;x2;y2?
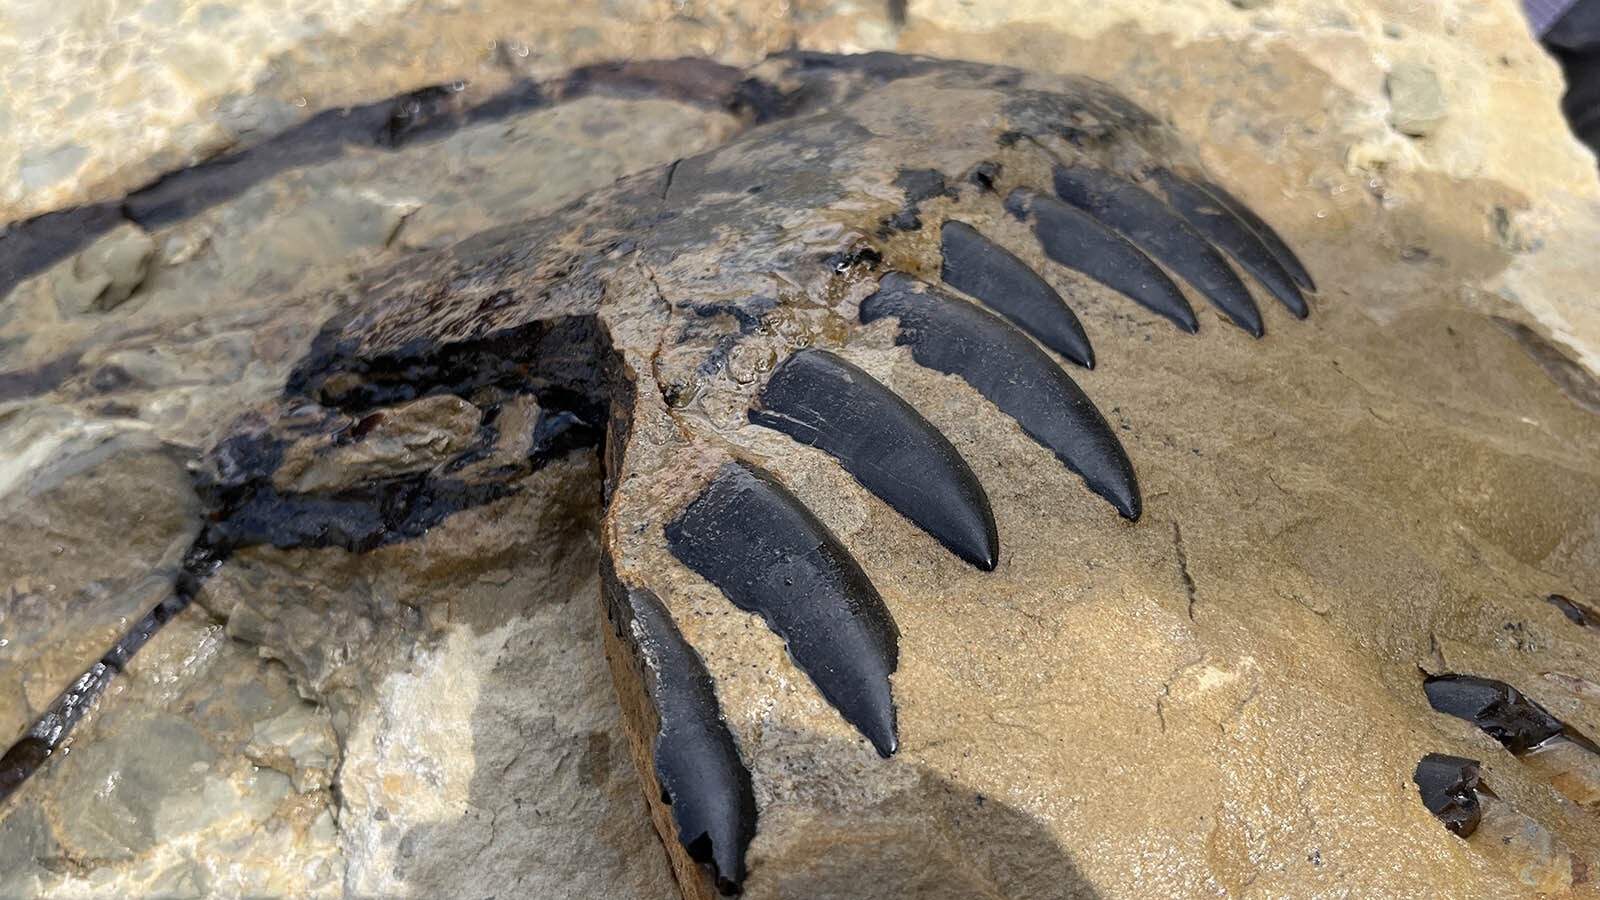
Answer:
1005;189;1199;334
750;347;1000;570
1190;176;1317;292
1052;164;1264;337
860;273;1141;521
1151;168;1309;318
939;220;1095;369
605;577;757;894
665;460;900;756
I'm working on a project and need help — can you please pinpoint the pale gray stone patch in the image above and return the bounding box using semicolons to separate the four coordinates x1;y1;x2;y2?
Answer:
18;143;87;192
52;222;158;314
1387;61;1448;137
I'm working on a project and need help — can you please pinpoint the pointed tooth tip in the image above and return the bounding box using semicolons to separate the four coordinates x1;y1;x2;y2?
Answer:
1114;490;1142;521
864;702;898;758
872;730;899;758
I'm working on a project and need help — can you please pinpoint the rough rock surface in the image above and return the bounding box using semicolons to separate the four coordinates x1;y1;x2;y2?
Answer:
2;2;1600;899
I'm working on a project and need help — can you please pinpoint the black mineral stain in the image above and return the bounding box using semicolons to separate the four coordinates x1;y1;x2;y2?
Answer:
1413;753;1483;837
665;460;900;757
1491;317;1600;417
750;348;999;570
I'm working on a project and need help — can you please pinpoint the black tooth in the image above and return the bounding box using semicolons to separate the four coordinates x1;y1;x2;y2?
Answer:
1423;674;1578;755
1152;168;1309;319
604;576;757;894
666;461;899;756
1005;189;1199;335
1052;165;1264;337
751;348;1000;570
860;273;1141;521
939;220;1095;369
1412;753;1483;838
1190;177;1317;292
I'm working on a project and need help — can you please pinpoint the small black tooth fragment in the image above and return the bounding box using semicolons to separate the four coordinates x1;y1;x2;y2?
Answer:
1423;674;1580;754
1151;168;1310;319
751;348;1000;570
1548;593;1600;630
1412;753;1483;837
1052;165;1264;337
666;461;899;756
860;273;1141;520
1005;189;1198;334
605;577;756;895
940;220;1095;369
1191;176;1317;292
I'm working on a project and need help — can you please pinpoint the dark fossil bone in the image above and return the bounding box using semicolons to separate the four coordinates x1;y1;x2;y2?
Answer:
750;347;1000;570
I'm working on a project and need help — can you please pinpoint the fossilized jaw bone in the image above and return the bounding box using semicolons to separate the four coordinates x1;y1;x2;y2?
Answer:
587;59;1317;896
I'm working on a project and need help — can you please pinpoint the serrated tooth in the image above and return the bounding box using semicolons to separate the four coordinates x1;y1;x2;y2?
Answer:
860;273;1141;521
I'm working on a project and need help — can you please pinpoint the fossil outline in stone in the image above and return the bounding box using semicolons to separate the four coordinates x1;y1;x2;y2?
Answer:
1;52;1319;895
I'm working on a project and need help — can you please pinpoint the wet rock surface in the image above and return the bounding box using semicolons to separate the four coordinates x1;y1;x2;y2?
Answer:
3;2;1600;899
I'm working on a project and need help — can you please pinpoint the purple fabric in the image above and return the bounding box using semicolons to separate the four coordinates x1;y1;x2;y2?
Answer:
1526;0;1580;35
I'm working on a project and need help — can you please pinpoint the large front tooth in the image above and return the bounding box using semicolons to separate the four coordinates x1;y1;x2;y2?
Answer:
939;220;1095;369
1151;168;1309;318
1005;189;1199;334
665;460;900;757
605;577;757;895
859;273;1141;521
1052;164;1264;337
751;348;1000;570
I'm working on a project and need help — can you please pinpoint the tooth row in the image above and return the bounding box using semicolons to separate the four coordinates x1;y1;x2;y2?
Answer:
654;157;1316;893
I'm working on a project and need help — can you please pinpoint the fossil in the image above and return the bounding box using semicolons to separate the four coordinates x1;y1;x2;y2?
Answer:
5;50;1596;897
